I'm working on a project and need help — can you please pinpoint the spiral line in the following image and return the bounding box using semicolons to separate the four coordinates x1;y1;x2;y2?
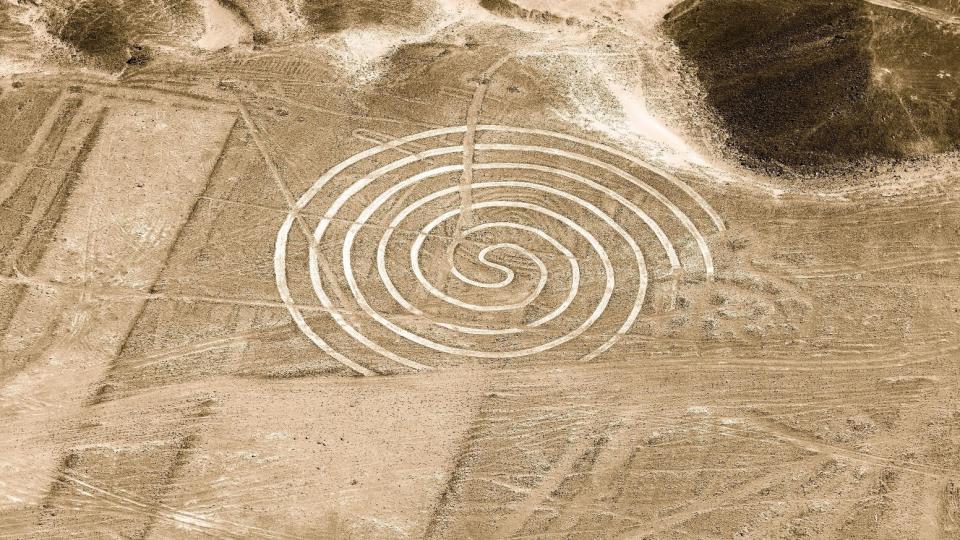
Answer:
275;125;722;375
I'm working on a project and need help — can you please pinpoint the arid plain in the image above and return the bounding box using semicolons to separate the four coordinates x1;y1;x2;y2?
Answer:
1;0;959;538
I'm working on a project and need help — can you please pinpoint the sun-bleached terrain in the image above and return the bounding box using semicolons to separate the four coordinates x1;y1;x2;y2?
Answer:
0;0;959;538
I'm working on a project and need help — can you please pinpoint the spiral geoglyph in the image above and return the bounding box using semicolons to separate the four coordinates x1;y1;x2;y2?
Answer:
275;125;724;376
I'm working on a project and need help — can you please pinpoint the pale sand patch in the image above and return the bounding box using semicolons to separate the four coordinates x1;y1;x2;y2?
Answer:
195;0;253;51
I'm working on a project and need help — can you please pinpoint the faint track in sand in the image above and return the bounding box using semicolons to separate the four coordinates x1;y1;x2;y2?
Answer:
743;415;960;480
620;456;835;540
865;0;960;25
2;459;298;539
492;435;596;538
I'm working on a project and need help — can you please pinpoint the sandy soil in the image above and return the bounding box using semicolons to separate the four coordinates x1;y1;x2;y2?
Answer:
0;0;958;538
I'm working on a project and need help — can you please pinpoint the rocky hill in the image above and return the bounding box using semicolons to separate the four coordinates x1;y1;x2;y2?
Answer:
664;0;960;171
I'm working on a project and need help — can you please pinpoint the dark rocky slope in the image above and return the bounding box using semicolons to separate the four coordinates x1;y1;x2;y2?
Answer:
41;0;202;71
664;0;960;171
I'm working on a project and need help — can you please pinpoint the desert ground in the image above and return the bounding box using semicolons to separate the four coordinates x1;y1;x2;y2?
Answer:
0;0;959;538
